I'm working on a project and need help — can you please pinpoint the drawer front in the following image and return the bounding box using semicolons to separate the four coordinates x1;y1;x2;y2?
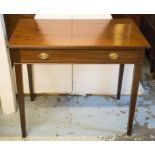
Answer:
12;49;144;64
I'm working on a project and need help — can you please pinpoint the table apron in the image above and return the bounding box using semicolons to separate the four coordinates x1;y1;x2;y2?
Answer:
10;49;145;64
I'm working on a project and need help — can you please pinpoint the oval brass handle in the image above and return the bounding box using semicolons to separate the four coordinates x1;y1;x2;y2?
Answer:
108;53;119;60
38;53;50;60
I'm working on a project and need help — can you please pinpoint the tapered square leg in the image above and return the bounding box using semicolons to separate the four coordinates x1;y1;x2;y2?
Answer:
27;64;35;101
127;64;142;136
15;64;27;138
117;64;124;100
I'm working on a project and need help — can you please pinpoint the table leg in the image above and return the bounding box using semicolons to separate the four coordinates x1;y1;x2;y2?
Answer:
117;64;124;99
15;64;27;138
127;64;142;136
27;64;35;101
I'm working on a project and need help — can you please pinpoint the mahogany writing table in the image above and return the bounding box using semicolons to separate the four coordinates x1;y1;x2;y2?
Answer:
8;19;149;138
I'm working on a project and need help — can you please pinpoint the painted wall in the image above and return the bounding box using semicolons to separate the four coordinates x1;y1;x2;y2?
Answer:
0;15;16;114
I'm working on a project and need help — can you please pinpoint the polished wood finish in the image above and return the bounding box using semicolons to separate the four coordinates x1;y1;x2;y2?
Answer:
11;49;144;64
117;64;124;100
15;64;26;138
127;64;142;135
8;19;149;137
112;14;142;27
8;19;149;49
27;65;35;101
4;14;35;39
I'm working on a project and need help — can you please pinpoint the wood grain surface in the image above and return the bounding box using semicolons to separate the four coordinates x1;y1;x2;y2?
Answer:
8;19;150;49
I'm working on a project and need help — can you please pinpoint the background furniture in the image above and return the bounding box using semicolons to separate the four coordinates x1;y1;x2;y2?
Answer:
140;15;155;74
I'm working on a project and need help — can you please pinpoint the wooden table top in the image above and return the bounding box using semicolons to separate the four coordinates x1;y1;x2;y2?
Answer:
8;18;150;49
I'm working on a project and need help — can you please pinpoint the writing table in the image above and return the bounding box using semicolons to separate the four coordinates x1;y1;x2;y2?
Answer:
8;19;149;138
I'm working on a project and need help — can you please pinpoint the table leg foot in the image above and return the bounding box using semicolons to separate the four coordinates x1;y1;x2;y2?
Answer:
127;64;142;136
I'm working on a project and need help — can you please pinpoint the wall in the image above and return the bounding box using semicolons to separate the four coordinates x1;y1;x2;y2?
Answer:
0;15;16;114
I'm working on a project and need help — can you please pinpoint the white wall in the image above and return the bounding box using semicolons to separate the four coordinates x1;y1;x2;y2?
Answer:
0;15;16;114
22;64;72;94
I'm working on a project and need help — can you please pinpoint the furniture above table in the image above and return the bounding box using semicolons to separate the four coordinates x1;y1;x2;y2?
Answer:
140;15;155;75
8;18;149;138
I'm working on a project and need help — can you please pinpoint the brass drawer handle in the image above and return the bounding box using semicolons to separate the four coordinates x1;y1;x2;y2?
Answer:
38;53;50;60
108;53;119;60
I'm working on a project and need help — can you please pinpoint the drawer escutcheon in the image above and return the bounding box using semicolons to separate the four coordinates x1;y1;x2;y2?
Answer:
38;53;50;60
108;53;119;60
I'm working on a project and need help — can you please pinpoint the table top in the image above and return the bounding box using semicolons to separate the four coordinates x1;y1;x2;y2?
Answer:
8;18;150;49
